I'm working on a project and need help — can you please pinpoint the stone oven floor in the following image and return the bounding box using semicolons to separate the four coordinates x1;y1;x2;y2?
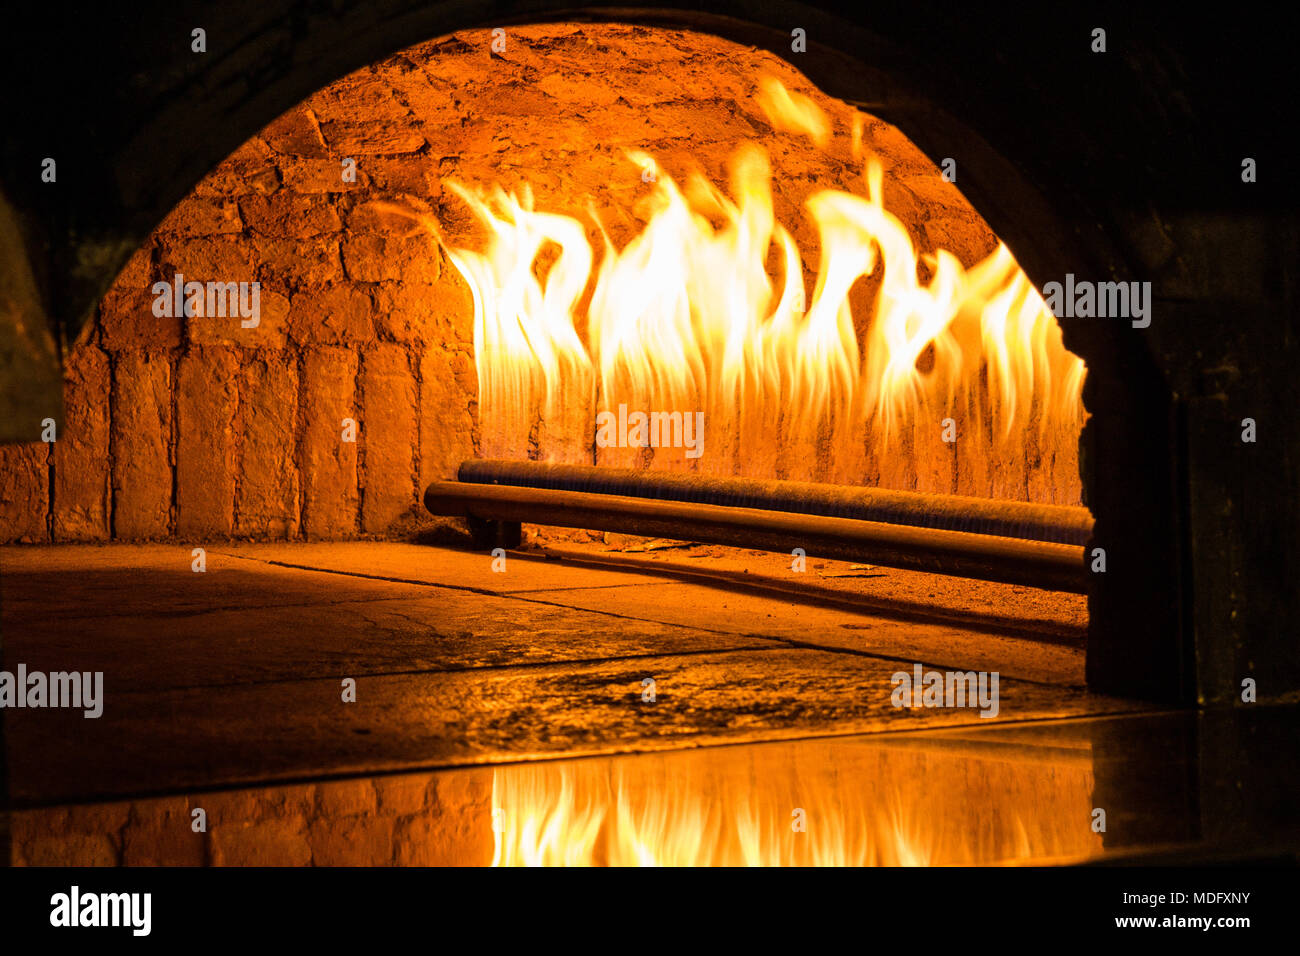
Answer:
1;540;1118;804
14;541;1292;865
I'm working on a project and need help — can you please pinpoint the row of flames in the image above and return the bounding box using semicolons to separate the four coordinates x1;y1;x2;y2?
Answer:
381;77;1087;498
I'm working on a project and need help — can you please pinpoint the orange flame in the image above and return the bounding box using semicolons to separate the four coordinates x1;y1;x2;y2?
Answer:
388;77;1086;497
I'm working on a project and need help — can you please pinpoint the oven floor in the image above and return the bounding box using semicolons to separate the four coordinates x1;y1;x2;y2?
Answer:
12;540;1255;866
1;540;1117;802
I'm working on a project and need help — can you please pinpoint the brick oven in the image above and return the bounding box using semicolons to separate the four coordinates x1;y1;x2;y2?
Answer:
0;2;1296;870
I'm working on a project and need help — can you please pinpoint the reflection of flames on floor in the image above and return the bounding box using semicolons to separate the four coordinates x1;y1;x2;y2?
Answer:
490;739;1103;866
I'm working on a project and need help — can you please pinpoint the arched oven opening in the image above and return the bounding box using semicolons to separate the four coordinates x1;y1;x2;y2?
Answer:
1;5;1294;868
